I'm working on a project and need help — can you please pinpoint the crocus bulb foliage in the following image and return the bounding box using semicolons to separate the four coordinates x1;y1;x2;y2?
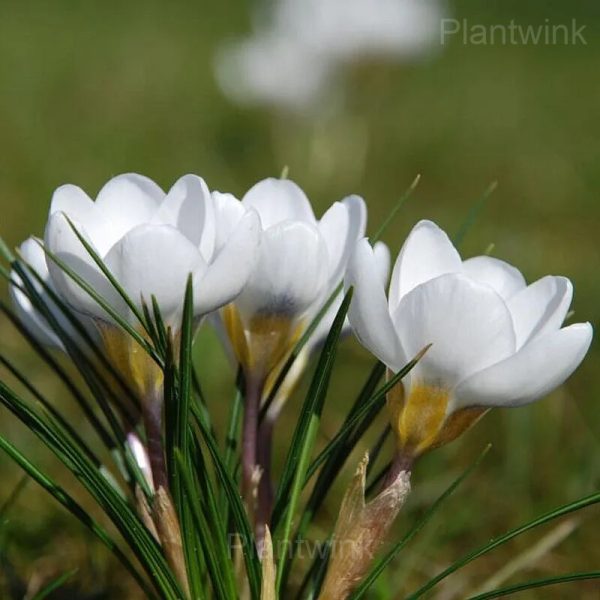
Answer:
32;173;260;401
215;177;367;384
345;220;593;458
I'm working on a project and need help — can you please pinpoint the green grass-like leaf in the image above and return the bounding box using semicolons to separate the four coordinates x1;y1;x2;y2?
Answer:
465;571;600;599
0;380;183;598
30;569;79;600
372;174;421;243
407;489;600;599
305;346;429;483
39;241;160;364
192;401;262;600
273;289;353;594
0;435;154;598
63;216;151;334
453;181;498;247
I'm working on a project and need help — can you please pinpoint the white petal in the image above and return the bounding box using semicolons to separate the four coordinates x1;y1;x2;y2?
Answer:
153;175;215;257
10;238;64;349
454;323;593;409
373;241;391;288
318;195;366;285
50;184;114;255
507;276;573;349
235;221;328;320
94;174;165;246
345;238;404;371
44;212;116;320
103;224;205;326
462;256;526;300
393;273;516;389
241;177;316;229
212;191;246;252
388;220;462;311
194;210;261;316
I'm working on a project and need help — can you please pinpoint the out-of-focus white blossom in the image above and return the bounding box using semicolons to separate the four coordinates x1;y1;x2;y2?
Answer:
215;0;446;111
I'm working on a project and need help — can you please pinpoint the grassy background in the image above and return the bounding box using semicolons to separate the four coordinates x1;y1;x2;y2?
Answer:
0;0;599;597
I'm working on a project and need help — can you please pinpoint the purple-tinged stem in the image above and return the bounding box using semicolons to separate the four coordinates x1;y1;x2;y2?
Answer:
382;451;414;490
142;397;168;492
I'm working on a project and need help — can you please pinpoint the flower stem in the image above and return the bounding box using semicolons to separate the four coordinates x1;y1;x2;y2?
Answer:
142;396;168;491
256;416;275;543
382;451;414;490
242;376;263;516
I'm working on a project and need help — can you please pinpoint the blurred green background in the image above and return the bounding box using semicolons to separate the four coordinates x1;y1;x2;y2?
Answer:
0;0;599;598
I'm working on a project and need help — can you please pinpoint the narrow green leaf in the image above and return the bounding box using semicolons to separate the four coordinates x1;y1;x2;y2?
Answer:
220;373;244;526
306;346;429;483
273;290;353;594
30;569;78;600
292;364;386;598
152;294;170;355
0;235;16;263
40;241;160;364
63;216;150;333
0;352;103;469
0;435;154;598
0;381;183;598
6;255;143;423
291;362;385;565
173;276;194;476
0;475;28;524
372;174;421;243
350;445;491;599
0;299;118;451
465;571;600;600
170;277;205;598
407;489;600;599
260;282;343;421
453;181;498;247
192;401;262;600
176;450;237;600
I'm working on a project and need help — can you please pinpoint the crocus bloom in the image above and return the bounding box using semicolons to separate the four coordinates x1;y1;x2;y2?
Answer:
345;220;593;458
214;177;367;383
39;173;260;400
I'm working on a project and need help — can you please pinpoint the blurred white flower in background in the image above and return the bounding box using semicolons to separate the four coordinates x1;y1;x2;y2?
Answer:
215;0;446;112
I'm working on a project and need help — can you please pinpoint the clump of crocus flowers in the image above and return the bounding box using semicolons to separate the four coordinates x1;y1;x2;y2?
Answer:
4;172;593;599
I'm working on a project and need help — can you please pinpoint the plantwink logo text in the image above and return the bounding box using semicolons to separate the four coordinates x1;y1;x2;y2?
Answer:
441;19;588;46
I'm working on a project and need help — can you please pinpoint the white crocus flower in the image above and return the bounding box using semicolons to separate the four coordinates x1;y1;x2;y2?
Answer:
39;173;260;401
345;220;593;458
214;177;366;384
